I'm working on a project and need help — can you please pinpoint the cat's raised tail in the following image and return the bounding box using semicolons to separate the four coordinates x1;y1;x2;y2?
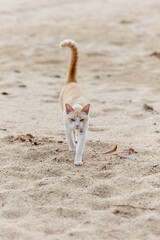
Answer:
60;39;78;85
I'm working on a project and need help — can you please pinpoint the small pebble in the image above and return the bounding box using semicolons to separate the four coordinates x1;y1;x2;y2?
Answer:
39;181;47;186
0;128;7;131
29;33;36;37
113;209;120;214
95;75;100;79
153;164;158;168
19;84;27;88
143;104;154;112
14;70;21;73
107;73;112;77
48;191;54;194
53;75;61;78
2;92;8;95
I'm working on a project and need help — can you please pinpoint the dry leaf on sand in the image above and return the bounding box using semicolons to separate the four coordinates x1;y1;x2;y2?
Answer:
150;51;160;59
104;145;117;154
26;133;35;138
19;136;26;142
124;148;137;154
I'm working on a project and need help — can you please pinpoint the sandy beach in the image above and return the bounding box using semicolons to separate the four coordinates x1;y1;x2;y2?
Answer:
0;0;160;239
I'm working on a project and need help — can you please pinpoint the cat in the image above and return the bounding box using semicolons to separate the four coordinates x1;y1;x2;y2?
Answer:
59;39;90;166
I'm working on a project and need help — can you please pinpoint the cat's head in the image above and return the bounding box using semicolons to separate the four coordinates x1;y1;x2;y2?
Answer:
65;103;90;130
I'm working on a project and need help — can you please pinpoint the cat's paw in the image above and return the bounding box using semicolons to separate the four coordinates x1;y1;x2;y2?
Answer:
69;146;76;152
74;161;83;166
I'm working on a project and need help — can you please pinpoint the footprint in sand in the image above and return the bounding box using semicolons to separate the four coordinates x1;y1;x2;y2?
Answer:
87;52;106;57
2;208;28;219
89;127;107;132
90;112;99;117
42;93;59;103
130;113;148;120
57;207;85;219
70;176;88;188
91;184;111;198
36;59;62;65
88;199;110;211
102;107;120;113
94;171;116;180
43;99;58;103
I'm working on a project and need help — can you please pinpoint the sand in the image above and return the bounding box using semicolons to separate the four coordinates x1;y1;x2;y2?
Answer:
0;0;160;239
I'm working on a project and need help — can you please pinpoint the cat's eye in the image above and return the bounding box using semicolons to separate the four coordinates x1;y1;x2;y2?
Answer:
71;118;75;121
80;119;84;122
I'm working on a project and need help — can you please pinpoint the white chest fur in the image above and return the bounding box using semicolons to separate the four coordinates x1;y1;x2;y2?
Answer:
63;110;89;165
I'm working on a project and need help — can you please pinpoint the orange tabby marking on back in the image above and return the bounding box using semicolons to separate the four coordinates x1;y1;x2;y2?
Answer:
59;39;90;166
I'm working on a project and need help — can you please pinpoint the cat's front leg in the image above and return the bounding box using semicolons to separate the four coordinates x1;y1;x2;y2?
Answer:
63;114;76;151
74;130;87;166
65;127;76;151
69;130;76;151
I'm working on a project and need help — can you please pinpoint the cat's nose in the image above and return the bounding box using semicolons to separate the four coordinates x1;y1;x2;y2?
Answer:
75;124;79;129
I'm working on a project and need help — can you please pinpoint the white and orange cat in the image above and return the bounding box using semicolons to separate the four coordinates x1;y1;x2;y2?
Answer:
59;39;90;166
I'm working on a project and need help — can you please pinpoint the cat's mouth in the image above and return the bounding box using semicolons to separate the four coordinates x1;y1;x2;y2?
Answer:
74;126;83;133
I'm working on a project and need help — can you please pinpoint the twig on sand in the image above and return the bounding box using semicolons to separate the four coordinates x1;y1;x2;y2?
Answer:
113;204;155;211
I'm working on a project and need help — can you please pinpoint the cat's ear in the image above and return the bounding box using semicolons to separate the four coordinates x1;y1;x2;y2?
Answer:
81;104;90;115
65;103;74;114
